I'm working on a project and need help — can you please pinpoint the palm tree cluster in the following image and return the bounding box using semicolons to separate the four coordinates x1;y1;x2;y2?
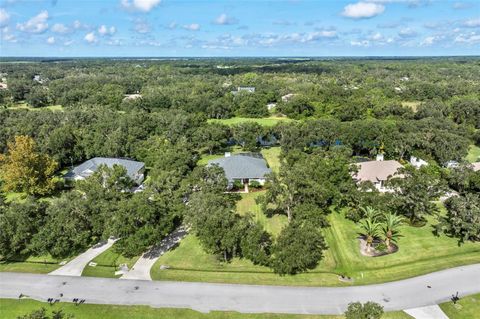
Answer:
358;207;404;254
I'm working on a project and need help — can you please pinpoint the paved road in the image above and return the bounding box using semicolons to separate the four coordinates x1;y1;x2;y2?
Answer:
121;226;188;280
2;264;479;315
49;239;117;277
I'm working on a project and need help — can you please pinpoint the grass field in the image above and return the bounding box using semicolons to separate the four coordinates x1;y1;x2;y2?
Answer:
81;245;140;278
0;254;66;274
261;147;282;173
0;299;413;319
466;144;480;163
440;293;480;319
401;101;422;112
208;116;293;127
151;203;479;286
6;102;64;112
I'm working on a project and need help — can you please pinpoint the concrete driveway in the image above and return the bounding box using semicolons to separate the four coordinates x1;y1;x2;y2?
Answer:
49;238;117;277
2;264;479;315
121;226;187;280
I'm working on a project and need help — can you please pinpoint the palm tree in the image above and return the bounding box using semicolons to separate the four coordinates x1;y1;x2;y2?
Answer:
358;218;382;253
381;212;404;250
360;206;380;222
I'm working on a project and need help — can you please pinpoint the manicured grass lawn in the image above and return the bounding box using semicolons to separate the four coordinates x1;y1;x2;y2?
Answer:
208;116;293;127
151;202;479;286
236;191;287;237
7;102;64;111
261;147;282;173
0;299;412;319
440;293;480;319
81;245;140;278
323;209;480;285
0;254;66;274
466;144;480;163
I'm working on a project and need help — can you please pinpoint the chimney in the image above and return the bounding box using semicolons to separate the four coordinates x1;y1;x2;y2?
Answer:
225;152;231;157
376;154;384;161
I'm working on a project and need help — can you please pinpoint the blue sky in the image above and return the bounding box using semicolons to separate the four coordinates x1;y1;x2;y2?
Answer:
0;0;479;56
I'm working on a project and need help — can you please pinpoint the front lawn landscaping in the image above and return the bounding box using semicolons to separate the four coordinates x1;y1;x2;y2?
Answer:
0;298;413;319
0;254;66;274
151;204;479;286
81;245;140;278
440;293;480;319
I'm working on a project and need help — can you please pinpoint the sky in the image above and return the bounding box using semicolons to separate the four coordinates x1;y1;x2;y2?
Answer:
0;0;479;57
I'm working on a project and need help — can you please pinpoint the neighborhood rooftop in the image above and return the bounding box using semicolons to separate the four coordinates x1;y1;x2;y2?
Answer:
354;160;404;183
208;153;271;181
65;157;145;181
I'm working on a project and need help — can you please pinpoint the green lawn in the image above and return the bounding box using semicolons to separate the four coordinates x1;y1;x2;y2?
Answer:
6;102;64;112
440;293;480;319
236;191;287;237
208;116;293;127
0;299;412;319
261;147;282;173
151;204;479;286
322;209;480;285
0;254;66;274
466;144;480;163
81;245;140;278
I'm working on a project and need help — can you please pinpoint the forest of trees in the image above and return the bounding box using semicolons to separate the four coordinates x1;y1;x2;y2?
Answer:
0;57;479;274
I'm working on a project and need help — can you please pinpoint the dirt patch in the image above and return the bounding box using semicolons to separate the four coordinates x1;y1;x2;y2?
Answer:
358;236;398;257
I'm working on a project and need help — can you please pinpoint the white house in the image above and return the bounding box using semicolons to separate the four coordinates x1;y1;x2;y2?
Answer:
410;156;428;168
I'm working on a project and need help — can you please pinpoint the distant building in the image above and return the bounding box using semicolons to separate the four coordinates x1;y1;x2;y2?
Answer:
445;160;460;169
267;103;277;110
410;156;428;169
471;162;480;172
65;157;145;185
354;159;404;192
281;93;295;102
33;75;46;84
231;86;255;95
123;93;142;101
208;153;271;192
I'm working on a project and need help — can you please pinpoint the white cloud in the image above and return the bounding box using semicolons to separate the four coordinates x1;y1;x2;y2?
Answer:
452;2;472;9
51;23;69;34
370;32;383;40
73;20;82;29
214;13;238;25
183;23;200;31
1;26;16;43
463;18;480;28
84;32;97;43
121;0;161;12
46;36;55;44
64;40;74;46
98;25;116;36
454;31;480;44
398;27;418;38
350;40;370;46
342;2;385;19
133;19;151;33
0;9;10;27
16;10;49;33
421;36;435;46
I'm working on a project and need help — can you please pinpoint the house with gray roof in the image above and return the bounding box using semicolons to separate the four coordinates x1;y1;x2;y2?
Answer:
65;157;145;185
208;153;271;192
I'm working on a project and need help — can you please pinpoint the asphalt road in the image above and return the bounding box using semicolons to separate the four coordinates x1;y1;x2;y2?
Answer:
1;264;479;315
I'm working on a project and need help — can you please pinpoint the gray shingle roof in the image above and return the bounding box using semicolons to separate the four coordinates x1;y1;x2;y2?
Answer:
208;154;271;181
65;157;144;180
